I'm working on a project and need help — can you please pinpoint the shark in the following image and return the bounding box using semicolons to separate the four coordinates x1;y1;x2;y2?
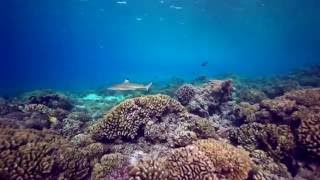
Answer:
108;80;152;91
116;1;127;5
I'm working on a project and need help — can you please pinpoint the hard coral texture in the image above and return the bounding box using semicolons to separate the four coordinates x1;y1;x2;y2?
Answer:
165;145;218;180
294;106;320;157
193;139;252;180
175;80;233;117
0;128;90;180
89;94;186;141
229;122;295;160
92;153;128;180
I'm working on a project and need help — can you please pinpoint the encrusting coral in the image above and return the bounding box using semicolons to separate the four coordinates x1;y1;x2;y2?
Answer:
89;94;186;142
0;128;91;180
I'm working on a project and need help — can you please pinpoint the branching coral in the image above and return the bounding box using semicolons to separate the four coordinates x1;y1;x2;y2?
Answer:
193;139;252;180
0;128;91;179
89;94;186;142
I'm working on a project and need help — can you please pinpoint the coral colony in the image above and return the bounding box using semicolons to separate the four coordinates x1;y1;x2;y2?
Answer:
1;66;320;179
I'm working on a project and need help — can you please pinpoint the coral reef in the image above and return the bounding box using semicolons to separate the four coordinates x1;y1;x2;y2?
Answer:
230;88;320;159
165;145;218;180
294;106;320;157
193;139;252;180
23;90;73;111
1;69;320;179
128;155;168;180
249;150;292;179
89;94;186;142
0;128;91;180
92;153;128;180
108;139;251;180
229;123;296;160
175;80;233;117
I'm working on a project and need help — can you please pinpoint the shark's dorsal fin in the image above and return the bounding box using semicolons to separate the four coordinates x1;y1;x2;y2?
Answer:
124;79;130;84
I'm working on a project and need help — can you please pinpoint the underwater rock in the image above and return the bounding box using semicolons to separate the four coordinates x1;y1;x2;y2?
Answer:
175;80;233;117
23;90;74;111
24;111;51;129
0;128;91;180
293;162;320;180
0;101;19;116
88;94;187;142
59;112;91;137
235;87;268;104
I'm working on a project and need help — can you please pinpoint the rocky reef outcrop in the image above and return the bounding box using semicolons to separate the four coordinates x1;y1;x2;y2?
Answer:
175;80;233;117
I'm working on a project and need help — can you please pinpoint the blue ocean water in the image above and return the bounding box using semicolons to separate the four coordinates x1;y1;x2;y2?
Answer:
1;0;320;96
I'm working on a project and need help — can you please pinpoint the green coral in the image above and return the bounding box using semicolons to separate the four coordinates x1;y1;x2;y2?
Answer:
0;128;91;180
89;94;186;141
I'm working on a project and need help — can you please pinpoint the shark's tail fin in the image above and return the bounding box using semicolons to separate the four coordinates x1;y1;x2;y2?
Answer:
145;82;152;92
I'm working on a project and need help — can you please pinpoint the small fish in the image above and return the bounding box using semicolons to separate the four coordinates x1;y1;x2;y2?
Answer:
136;17;143;21
170;5;183;10
108;80;153;91
116;1;127;5
201;61;209;67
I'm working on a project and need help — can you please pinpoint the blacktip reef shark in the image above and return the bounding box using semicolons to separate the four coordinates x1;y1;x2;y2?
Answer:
108;80;152;91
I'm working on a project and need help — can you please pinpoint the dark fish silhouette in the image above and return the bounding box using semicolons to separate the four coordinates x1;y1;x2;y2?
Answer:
201;61;208;67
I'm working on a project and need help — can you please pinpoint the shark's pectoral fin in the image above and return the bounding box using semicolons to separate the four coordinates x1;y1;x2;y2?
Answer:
145;82;152;92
